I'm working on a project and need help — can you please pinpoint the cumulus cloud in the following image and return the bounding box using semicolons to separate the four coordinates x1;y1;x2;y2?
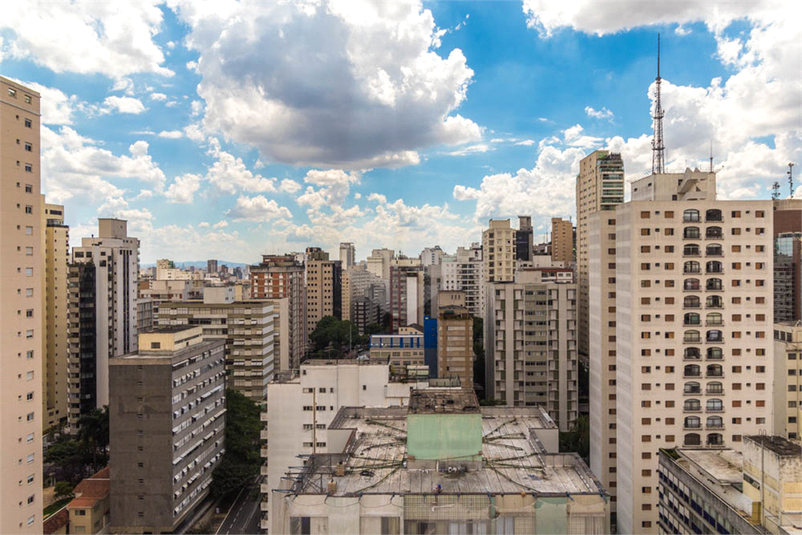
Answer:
169;0;481;169
102;96;146;115
227;195;293;222
150;92;168;101
280;179;302;194
0;1;172;77
205;139;278;194
514;139;536;146
41;126;166;204
297;169;360;209
165;173;202;203
585;106;614;121
158;130;184;139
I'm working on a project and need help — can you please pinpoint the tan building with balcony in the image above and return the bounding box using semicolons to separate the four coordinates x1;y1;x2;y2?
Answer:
482;219;516;284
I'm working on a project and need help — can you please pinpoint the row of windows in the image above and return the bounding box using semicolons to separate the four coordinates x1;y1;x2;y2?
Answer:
640;208;765;220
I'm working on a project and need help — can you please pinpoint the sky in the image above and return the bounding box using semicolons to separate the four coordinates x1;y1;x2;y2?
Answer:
1;0;800;264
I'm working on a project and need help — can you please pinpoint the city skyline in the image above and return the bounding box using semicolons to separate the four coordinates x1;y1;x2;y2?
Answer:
1;1;799;263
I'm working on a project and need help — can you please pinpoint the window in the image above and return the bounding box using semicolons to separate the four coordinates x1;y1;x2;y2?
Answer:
24;142;32;152
25;118;32;128
8;88;17;97
24;163;32;172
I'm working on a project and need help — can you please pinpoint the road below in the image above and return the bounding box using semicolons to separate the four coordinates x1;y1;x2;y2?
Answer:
216;480;261;535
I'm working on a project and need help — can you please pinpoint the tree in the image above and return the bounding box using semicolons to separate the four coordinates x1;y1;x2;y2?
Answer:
210;390;262;499
54;481;74;500
309;316;360;356
472;317;486;398
77;407;109;471
559;415;590;463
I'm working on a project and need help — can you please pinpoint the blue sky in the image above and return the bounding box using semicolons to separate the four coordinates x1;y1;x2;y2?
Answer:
1;0;799;263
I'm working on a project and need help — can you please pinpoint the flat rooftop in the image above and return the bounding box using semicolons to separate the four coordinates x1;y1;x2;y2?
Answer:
746;435;802;457
674;448;753;521
140;325;198;334
302;358;388;366
408;389;479;414
291;406;603;497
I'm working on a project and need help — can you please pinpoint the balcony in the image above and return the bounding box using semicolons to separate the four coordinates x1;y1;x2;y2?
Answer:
261;464;269;476
705;231;723;240
683;423;702;430
683;336;702;344
261;430;269;440
261;500;269;512
261;483;270;494
706;387;724;395
684;389;702;396
706;423;725;430
683;406;702;413
683;372;701;379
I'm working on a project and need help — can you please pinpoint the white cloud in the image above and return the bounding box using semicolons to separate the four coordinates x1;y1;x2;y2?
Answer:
447;144;492;156
584;106;614;121
205;139;278;194
41;126;166;204
213;220;228;229
183;123;206;143
514;139;535;146
170;0;481;169
158;130;184;139
11;80;79;125
0;1;172;77
198;221;210;228
297;169;360;209
150;92;168;101
227;195;293;222
102;96;146;115
280;179;302;194
112;78;135;95
165;173;202;203
562;124;603;149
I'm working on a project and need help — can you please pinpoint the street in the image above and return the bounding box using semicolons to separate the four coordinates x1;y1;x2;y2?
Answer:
216;481;262;535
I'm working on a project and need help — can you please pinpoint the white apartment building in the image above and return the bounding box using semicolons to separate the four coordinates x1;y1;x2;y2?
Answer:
484;271;578;431
1;76;43;534
419;245;445;266
68;218;139;431
263;360;417;533
773;322;802;440
482;219;515;283
441;244;485;318
611;198;775;534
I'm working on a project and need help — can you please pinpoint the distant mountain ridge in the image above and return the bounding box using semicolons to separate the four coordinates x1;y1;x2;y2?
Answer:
141;260;249;269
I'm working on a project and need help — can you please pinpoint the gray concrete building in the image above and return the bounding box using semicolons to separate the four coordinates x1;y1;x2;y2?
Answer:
109;326;226;534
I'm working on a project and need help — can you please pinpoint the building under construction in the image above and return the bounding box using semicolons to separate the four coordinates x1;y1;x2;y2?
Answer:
271;389;609;534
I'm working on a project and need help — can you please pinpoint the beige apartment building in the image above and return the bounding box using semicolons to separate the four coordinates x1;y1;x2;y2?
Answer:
250;255;306;369
482;219;516;283
437;291;473;389
774;321;801;440
441;243;485;318
551;217;574;264
338;241;355;270
485;271;578;431
157;287;277;402
305;255;342;335
576;150;624;358
1;76;44;534
42;198;69;431
341;264;384;322
610;197;775;534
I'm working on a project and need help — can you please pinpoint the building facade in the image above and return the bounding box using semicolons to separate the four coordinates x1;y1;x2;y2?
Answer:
437;299;473;389
67;218;139;431
157;288;276;402
389;264;428;333
612;200;775;534
109;327;225;534
305;254;342;335
441;244;485;318
551;217;573;264
516;215;533;261
0;76;43;534
338;242;355;270
370;333;425;370
482;219;516;284
576;150;624;359
262;360;417;532
249;255;306;368
42;198;69;431
485;272;578;431
773;322;802;440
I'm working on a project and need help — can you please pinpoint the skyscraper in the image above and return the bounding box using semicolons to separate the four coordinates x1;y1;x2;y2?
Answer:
67;218;139;431
576;150;624;358
305;250;342;335
338;242;355;270
0;76;43;534
516;215;533;261
482;219;515;284
207;258;218;274
550;217;573;264
42;198;69;431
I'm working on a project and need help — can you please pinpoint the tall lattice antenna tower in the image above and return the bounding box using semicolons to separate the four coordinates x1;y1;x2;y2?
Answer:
771;181;781;201
789;163;795;198
651;34;666;174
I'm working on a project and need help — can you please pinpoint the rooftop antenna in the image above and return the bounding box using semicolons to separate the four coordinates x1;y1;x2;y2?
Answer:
709;140;714;173
651;34;666;175
789;163;795;198
772;181;781;201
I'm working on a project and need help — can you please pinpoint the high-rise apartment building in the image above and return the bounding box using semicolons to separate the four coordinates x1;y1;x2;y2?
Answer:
67;218;139;431
482;219;516;284
338;242;355;270
551;217;573;264
1;76;43;534
485;270;578;431
420;245;445;266
366;247;395;280
773;322;801;440
341;265;385;322
250;255;306;368
207;259;218;274
305;252;342;334
773;198;801;322
441;243;485;318
576;150;624;358
608;197;774;534
516;215;533;261
157;287;276;402
109;326;226;534
42;198;69;431
437;291;473;389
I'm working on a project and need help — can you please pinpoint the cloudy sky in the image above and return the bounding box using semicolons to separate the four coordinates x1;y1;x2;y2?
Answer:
2;0;799;263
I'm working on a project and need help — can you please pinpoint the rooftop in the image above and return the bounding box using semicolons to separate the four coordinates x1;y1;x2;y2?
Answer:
68;466;110;509
408;389;479;414
140;325;197;334
746;435;802;457
302;358;388;366
290;406;603;497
